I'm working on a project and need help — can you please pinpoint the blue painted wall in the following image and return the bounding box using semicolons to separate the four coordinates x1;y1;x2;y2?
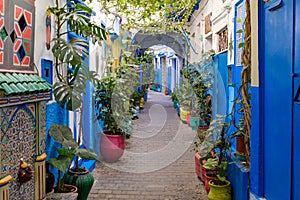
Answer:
213;52;228;117
213;51;249;200
45;102;69;184
260;1;293;199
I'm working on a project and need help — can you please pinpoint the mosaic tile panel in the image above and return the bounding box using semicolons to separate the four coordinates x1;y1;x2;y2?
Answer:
37;101;47;155
0;103;36;200
13;5;32;67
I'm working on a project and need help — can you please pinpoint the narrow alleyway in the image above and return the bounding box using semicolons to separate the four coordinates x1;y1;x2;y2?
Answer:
88;91;207;200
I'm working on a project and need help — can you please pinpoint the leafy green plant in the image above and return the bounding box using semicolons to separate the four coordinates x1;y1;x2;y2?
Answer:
94;53;140;136
47;0;107;190
197;114;231;183
48;124;98;192
185;50;214;125
177;77;193;110
203;158;228;182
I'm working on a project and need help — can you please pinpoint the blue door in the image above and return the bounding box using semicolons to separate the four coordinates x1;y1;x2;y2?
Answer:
168;66;172;94
262;0;298;199
293;1;300;199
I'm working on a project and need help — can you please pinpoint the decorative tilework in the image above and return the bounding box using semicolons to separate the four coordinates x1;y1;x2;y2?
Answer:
13;4;32;67
0;103;36;199
0;0;5;65
36;101;47;155
0;0;4;15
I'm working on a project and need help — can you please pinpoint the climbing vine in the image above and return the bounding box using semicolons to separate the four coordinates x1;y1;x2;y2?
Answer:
237;0;251;166
91;0;198;32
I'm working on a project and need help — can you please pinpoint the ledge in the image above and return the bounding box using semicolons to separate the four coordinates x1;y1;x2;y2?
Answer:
0;175;12;187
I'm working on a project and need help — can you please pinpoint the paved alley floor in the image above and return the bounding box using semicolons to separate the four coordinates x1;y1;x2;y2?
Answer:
88;90;207;200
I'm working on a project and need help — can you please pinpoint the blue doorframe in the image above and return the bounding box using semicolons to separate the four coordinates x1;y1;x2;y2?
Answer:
259;1;294;199
173;58;177;90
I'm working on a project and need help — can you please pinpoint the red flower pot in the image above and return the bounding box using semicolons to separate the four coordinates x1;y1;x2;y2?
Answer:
100;131;125;163
187;114;191;126
195;153;202;179
204;173;218;193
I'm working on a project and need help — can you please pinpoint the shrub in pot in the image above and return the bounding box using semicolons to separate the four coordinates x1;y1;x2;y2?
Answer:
95;54;140;162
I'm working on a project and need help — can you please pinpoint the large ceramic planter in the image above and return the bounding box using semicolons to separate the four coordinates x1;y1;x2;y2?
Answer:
140;97;145;110
180;107;191;123
173;100;178;109
100;131;125;163
64;168;94;200
208;180;231;200
190;117;199;130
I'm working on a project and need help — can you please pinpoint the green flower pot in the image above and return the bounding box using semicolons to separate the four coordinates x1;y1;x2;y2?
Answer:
64;168;94;200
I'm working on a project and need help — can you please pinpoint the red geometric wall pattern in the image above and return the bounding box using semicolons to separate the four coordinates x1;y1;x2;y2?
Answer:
13;5;32;67
0;0;6;65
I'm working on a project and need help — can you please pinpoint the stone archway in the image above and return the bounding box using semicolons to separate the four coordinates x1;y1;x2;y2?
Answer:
131;31;188;60
131;31;189;92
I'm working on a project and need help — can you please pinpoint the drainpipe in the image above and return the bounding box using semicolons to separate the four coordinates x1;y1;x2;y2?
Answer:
181;28;198;54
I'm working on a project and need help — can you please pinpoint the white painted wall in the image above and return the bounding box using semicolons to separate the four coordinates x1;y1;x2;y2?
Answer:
34;0;56;75
186;0;237;63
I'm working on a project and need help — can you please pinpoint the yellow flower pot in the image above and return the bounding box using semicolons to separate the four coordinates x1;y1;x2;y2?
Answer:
208;180;231;200
180;108;191;123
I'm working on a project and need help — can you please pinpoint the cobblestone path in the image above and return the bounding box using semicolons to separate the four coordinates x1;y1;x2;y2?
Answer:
88;91;207;200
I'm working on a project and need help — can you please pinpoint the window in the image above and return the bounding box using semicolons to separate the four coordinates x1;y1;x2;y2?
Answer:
217;27;228;52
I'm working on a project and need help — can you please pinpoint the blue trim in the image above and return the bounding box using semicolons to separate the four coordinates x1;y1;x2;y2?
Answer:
250;86;263;197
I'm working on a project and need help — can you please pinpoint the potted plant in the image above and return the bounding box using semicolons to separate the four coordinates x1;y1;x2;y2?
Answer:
177;77;193;123
47;1;106;199
48;124;98;196
198;115;232;200
95;54;140;162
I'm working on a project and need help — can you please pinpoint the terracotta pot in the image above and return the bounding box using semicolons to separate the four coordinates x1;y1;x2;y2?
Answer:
195;153;202;179
100;131;125;163
236;135;246;155
202;166;218;184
